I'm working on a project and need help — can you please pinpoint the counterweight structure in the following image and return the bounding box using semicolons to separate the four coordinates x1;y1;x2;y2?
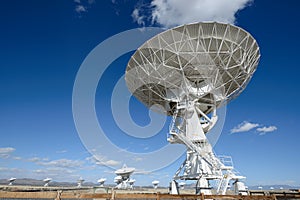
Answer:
125;22;260;195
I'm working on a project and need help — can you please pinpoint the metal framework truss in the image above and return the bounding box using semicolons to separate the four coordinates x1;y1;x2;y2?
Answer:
125;22;260;115
125;22;260;195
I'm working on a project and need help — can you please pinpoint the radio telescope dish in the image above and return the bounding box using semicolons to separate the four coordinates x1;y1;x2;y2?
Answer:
126;22;260;117
114;164;135;189
8;177;16;185
125;22;260;195
115;164;135;178
152;180;159;189
114;176;122;184
128;179;136;185
128;179;136;189
43;178;52;187
77;177;84;188
97;178;106;187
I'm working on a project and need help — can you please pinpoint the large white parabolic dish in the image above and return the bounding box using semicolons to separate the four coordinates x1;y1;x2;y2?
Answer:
125;22;260;116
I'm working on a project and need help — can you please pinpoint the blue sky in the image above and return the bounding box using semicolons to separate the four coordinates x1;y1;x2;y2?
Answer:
0;0;300;187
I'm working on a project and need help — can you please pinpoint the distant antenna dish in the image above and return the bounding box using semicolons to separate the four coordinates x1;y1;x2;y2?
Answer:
97;178;106;187
8;177;16;186
114;175;122;183
152;180;159;189
77;177;84;188
43;178;52;187
128;179;136;184
114;164;135;189
115;164;135;178
128;179;136;190
126;22;260;195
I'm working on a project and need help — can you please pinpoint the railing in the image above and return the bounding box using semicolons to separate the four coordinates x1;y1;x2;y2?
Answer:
1;190;300;200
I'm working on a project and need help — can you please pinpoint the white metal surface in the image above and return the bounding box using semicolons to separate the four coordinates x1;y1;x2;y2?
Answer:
125;22;260;195
77;177;84;188
126;22;260;116
43;178;52;187
97;178;106;187
114;164;135;189
152;180;159;189
8;177;16;186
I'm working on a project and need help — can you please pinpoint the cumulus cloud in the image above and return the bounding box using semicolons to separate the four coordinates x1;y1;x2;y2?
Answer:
230;121;259;133
86;155;121;167
99;159;120;166
33;167;75;175
256;126;277;135
132;156;143;162
74;0;95;14
0;147;15;159
28;157;49;163
0;167;23;173
38;159;84;168
135;169;152;175
28;157;111;181
231;121;278;136
28;157;41;162
132;0;253;28
132;8;145;26
75;5;87;13
0;147;15;154
32;167;79;182
56;150;67;154
87;0;95;4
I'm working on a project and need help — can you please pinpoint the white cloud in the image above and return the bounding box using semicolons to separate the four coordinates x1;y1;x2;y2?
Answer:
32;167;78;182
75;5;87;13
132;0;253;28
0;147;15;159
56;150;67;154
0;147;15;154
97;159;120;166
231;121;278;136
0;167;23;172
132;8;145;26
132;156;143;162
33;167;75;175
87;0;95;4
135;169;152;175
34;169;44;173
256;126;277;135
38;159;84;168
28;157;41;162
28;157;49;162
74;0;95;14
86;155;121;167
230;121;259;133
